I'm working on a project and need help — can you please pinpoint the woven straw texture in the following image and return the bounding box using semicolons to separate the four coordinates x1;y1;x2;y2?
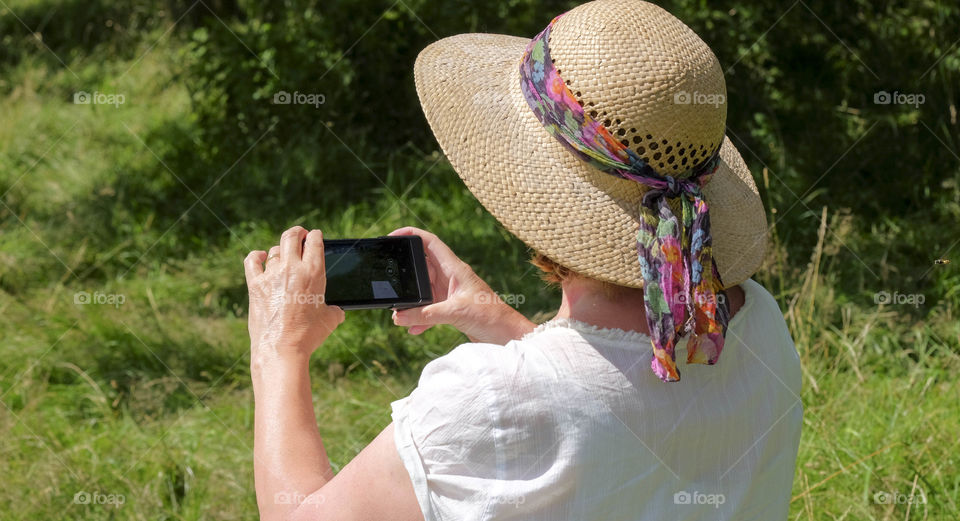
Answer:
414;0;767;288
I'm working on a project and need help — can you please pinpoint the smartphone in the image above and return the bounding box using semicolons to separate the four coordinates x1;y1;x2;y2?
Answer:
322;236;432;310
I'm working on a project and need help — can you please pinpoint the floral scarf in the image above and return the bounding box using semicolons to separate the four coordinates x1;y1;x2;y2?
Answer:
519;13;731;382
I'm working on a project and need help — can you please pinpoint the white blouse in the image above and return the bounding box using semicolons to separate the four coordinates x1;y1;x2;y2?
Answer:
391;278;803;520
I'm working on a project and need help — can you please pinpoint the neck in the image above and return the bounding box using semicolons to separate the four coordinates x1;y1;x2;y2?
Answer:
553;277;746;335
553;277;650;335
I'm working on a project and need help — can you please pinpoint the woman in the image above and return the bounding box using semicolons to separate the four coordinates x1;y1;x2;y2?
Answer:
243;1;803;519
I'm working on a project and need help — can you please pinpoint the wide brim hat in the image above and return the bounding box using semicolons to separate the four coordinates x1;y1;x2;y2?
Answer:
413;0;768;289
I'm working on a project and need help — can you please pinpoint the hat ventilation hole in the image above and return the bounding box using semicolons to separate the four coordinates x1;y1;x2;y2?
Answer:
622;129;711;174
539;53;716;176
552;53;591;114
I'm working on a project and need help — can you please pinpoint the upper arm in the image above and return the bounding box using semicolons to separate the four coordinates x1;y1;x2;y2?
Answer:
288;422;424;521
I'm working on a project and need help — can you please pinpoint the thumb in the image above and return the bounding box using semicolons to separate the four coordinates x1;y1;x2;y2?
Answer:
393;303;449;328
407;325;432;335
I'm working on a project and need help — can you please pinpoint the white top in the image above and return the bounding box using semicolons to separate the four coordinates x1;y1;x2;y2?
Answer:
391;278;802;521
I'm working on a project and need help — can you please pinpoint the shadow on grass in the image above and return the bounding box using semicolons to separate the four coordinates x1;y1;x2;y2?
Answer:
68;118;385;280
48;312;245;419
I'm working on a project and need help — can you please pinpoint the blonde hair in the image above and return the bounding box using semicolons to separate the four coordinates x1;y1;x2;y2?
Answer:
529;251;634;299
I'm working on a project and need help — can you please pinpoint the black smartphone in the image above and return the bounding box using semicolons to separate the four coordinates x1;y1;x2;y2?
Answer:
322;236;432;310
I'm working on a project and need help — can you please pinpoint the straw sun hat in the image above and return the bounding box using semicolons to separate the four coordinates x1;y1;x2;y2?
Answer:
413;0;767;289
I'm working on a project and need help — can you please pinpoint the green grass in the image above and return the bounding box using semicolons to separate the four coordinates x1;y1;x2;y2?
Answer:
1;9;958;521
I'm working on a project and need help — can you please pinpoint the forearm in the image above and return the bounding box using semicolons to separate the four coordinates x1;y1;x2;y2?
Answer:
252;354;333;521
465;302;536;344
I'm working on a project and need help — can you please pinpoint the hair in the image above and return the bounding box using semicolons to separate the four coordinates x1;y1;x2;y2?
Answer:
529;251;635;300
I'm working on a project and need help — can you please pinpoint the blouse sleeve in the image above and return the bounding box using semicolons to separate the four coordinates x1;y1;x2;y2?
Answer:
390;342;511;521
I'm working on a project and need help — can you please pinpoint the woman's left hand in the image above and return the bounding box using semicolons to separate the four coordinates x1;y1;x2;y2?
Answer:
244;226;345;367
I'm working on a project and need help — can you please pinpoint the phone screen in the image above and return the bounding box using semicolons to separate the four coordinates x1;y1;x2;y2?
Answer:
323;238;426;308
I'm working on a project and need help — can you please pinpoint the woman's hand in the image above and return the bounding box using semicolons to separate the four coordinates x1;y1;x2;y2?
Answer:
387;227;534;345
244;226;345;367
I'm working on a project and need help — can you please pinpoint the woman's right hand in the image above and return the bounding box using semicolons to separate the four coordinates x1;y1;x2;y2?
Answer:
387;227;535;345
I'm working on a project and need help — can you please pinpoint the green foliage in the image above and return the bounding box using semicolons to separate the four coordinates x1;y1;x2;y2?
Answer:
171;0;960;306
182;0;577;156
0;0;226;77
663;0;960;302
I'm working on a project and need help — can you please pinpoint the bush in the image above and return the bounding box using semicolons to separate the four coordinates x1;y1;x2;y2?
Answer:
178;0;960;308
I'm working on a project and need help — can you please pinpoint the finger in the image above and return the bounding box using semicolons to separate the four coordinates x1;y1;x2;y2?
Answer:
331;305;346;324
407;325;432;335
387;226;423;237
244;250;267;283
387;227;459;266
302;229;325;273
393;305;427;333
265;245;281;271
280;226;308;262
393;304;442;327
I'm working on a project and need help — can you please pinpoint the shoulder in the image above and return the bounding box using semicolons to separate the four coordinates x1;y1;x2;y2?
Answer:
412;342;514;402
420;341;505;375
734;279;802;387
390;341;538;500
390;339;572;520
391;337;562;457
394;342;513;448
738;279;790;332
413;340;505;391
416;331;569;387
740;278;778;308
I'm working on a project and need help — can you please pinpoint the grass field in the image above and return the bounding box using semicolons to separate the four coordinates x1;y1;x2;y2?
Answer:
1;6;959;521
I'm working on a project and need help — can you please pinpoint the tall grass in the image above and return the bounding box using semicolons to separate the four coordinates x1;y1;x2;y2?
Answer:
755;172;960;520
